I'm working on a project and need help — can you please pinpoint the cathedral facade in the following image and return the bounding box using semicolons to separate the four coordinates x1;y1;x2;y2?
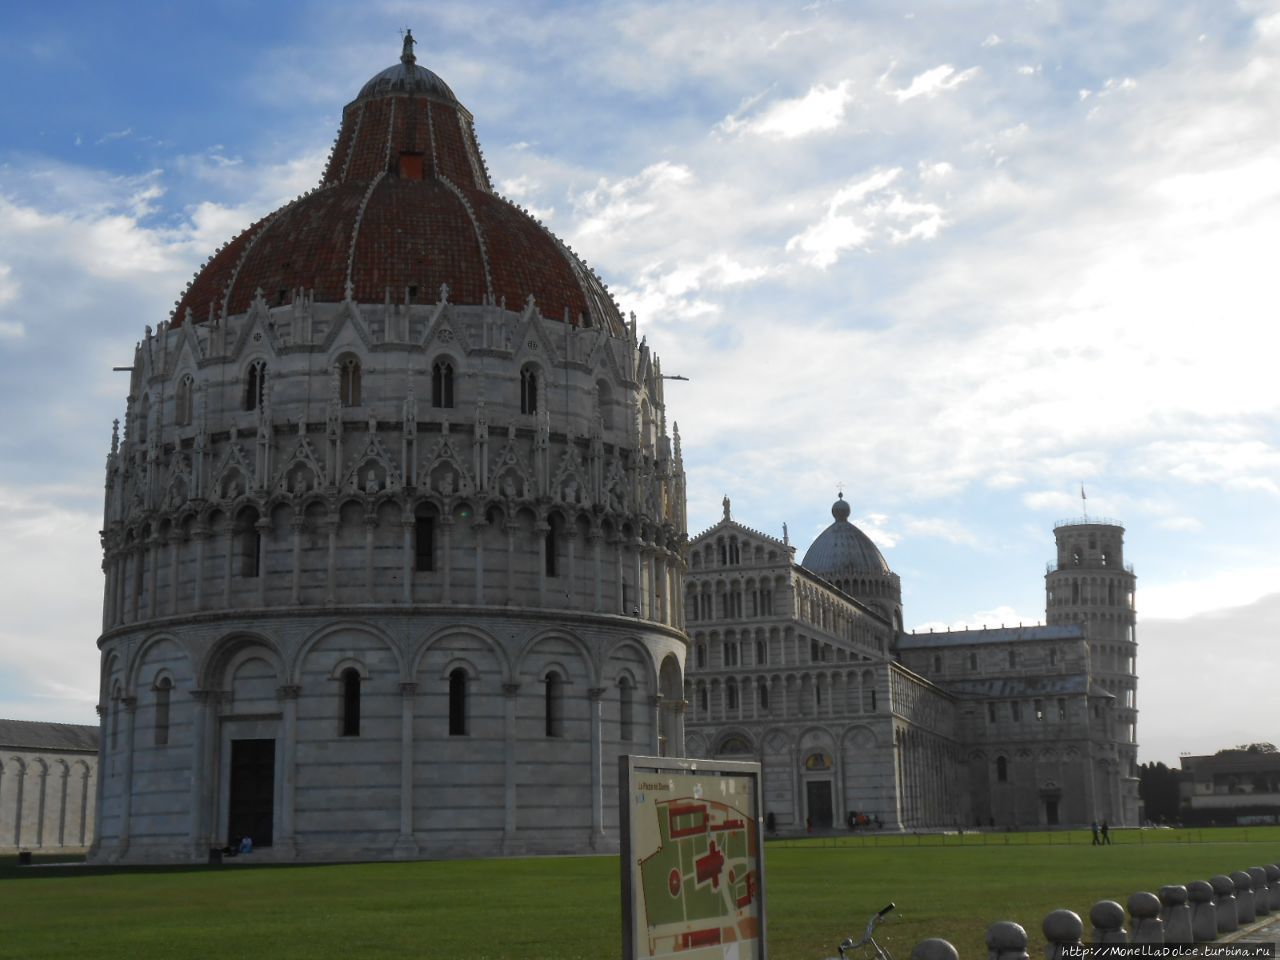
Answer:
683;499;1139;831
93;37;688;863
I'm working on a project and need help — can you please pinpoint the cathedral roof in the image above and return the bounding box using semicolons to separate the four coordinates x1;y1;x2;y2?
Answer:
801;493;892;577
897;623;1085;649
172;33;624;337
0;718;100;753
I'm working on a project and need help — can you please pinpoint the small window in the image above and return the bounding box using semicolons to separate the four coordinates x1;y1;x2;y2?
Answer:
238;511;262;578
1011;701;1022;722
544;672;563;737
969;652;978;671
695;643;706;669
448;669;468;736
338;356;362;407
810;640;820;662
415;515;435;571
758;682;769;711
244;360;267;411
1008;650;1016;668
698;685;708;714
1057;698;1066;721
544;515;559;577
341;668;361;737
1049;648;1058;667
154;676;172;747
399;152;425;179
597;380;613;429
520;366;538;415
756;640;766;665
987;702;997;723
432;359;454;409
727;681;738;711
933;654;942;673
996;756;1008;782
1034;699;1044;721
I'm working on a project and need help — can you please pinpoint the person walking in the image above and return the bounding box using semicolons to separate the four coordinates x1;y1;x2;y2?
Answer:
1101;820;1112;845
1091;821;1101;846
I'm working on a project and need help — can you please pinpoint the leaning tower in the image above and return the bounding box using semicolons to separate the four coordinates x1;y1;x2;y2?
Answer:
1044;518;1138;825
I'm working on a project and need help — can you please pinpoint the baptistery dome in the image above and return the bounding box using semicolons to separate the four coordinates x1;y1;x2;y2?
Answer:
174;33;623;336
95;35;688;865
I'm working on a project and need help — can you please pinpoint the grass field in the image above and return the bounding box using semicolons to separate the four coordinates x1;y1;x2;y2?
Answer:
4;828;1279;960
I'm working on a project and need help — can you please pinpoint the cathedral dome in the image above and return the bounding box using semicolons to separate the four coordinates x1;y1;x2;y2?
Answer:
172;33;624;337
801;494;892;577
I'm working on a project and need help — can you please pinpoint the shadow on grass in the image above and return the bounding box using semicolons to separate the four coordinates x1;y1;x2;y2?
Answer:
2;853;358;882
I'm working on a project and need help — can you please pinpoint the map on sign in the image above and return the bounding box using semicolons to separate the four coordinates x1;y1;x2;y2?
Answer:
625;763;764;960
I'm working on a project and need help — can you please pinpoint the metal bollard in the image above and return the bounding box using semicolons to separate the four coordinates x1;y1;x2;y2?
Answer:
1159;885;1192;944
1042;909;1084;960
1187;880;1218;943
1231;870;1255;924
1249;867;1270;917
1090;900;1128;945
1128;891;1164;943
987;921;1029;960
1210;875;1238;934
1267;865;1280;913
913;939;961;960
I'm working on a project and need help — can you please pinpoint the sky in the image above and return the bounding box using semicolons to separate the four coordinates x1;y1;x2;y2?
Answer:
1;0;1278;767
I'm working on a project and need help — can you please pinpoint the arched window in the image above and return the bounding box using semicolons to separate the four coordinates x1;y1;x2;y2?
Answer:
414;504;436;571
338;356;362;407
175;376;194;427
341;668;361;737
726;680;738;711
154;676;172;747
698;684;708;714
695;643;706;669
996;755;1008;782
243;360;267;411
544;671;563;737
237;509;261;578
619;677;634;741
544;514;560;577
755;640;766;665
758;682;769;711
448;668;468;736
432;359;454;409
520;366;538;415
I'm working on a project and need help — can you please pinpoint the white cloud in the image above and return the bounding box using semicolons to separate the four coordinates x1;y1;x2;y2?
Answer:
719;80;854;139
887;64;979;102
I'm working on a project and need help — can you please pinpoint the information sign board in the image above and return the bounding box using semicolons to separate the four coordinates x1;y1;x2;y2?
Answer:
619;755;767;960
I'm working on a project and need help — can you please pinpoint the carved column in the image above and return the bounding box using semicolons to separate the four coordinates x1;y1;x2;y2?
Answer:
290;516;304;604
505;521;516;606
441;515;454;604
222;523;234;609
401;519;414;604
653;552;666;624
395;682;418;856
473;518;487;605
168;534;180;615
588;687;607;847
590;528;603;613
117;696;137;859
364;512;377;597
188;689;215;858
632;540;645;618
146;533;160;620
277;684;301;857
325;516;338;603
564;526;578;609
502;683;520;851
192;527;208;611
256;518;270;607
535;521;549;608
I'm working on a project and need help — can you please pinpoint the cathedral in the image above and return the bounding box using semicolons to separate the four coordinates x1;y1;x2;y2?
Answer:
90;38;1137;865
682;497;1139;831
93;35;687;863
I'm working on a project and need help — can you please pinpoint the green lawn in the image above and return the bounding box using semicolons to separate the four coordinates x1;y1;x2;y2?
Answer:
4;829;1279;960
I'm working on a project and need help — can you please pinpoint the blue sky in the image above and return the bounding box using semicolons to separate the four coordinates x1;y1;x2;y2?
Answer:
2;1;1280;765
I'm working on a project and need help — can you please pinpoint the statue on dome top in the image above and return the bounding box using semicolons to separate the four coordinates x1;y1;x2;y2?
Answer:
401;29;416;65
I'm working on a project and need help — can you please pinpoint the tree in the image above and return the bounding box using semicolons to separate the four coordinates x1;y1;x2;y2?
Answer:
1138;761;1181;822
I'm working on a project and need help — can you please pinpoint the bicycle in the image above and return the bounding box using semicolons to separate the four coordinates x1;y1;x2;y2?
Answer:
825;903;897;960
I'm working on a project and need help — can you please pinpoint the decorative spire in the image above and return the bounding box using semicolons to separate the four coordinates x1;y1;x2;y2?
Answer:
401;29;417;66
722;496;731;521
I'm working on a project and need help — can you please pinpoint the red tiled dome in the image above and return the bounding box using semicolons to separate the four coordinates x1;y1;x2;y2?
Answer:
173;37;624;336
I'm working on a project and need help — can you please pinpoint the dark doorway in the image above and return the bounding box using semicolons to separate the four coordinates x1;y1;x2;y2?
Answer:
1045;798;1060;826
228;738;275;847
806;780;834;829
